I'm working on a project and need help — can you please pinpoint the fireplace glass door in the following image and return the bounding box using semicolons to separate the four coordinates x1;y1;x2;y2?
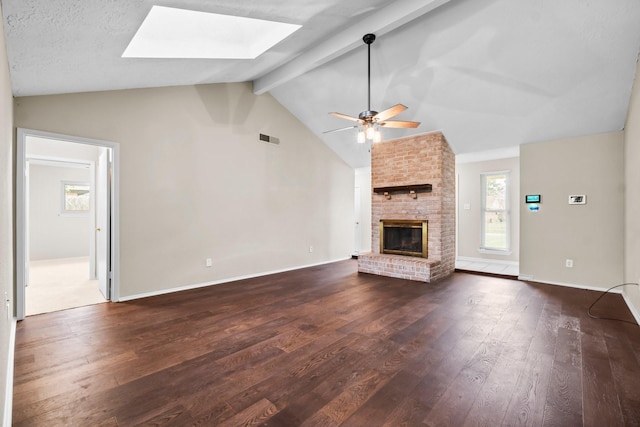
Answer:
380;219;428;258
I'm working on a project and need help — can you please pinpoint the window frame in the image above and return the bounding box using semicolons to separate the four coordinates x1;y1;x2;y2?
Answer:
61;180;91;215
480;171;511;254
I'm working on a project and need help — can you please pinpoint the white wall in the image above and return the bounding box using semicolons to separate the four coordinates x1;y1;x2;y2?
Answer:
456;156;520;262
355;167;371;254
624;56;640;318
28;165;91;261
520;132;624;289
14;83;355;298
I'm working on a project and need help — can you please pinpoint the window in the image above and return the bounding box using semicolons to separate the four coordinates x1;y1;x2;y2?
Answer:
481;172;510;252
61;181;90;214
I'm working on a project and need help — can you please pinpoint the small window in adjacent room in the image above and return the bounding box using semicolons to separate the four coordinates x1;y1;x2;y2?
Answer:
61;181;90;214
480;172;510;252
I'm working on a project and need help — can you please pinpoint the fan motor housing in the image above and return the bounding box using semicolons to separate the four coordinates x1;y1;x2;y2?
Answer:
359;110;378;121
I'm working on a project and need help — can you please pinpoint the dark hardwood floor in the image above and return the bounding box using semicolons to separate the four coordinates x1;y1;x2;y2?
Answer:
12;260;640;426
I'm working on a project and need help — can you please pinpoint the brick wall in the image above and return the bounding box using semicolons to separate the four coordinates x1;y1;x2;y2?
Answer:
358;132;455;282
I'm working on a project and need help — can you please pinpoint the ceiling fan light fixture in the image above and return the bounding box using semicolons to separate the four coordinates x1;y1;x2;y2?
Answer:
358;123;381;143
373;129;382;143
365;124;376;140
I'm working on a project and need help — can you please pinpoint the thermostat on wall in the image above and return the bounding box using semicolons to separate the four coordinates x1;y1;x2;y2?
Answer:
525;194;541;203
568;195;586;205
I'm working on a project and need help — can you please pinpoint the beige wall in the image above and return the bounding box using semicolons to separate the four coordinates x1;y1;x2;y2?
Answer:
520;132;624;288
354;167;371;254
457;156;520;262
14;83;354;298
0;3;13;422
624;57;640;317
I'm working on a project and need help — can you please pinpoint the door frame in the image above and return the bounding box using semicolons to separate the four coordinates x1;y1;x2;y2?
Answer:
354;186;361;255
16;128;120;320
95;147;110;299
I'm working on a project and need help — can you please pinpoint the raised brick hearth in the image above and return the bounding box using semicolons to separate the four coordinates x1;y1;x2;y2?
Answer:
358;132;455;282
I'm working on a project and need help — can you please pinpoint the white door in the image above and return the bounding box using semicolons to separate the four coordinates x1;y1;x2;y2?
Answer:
354;186;361;255
96;148;110;299
24;161;30;287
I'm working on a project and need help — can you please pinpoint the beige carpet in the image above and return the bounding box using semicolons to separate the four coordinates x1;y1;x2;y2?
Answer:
26;257;107;316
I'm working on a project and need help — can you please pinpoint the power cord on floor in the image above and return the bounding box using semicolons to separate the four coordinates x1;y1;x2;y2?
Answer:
587;283;640;326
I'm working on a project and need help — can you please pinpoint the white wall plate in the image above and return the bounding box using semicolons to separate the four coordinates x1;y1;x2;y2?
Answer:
568;195;586;204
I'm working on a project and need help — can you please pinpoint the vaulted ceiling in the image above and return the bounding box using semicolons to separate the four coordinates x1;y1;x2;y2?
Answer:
3;0;640;168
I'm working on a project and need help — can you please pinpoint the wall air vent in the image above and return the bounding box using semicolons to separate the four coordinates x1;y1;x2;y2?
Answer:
259;133;280;145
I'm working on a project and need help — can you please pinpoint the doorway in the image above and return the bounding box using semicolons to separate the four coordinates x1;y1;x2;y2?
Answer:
16;129;119;320
26;257;106;315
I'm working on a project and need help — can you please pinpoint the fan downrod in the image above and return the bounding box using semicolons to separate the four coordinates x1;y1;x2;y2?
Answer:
363;33;376;112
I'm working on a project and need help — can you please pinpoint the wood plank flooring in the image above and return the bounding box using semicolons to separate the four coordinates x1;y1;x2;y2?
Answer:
12;259;640;426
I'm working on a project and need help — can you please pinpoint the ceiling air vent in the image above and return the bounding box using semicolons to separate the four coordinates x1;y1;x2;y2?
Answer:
259;133;280;145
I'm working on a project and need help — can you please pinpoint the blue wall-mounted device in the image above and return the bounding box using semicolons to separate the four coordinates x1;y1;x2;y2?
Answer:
525;194;541;203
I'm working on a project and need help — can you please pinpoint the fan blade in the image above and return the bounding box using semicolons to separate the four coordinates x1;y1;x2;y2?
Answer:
323;125;359;134
374;104;407;122
330;112;362;123
379;120;420;129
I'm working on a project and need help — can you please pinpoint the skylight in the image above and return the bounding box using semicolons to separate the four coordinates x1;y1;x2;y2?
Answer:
122;6;301;59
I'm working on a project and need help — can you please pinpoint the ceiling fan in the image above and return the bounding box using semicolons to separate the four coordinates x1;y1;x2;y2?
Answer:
324;33;420;143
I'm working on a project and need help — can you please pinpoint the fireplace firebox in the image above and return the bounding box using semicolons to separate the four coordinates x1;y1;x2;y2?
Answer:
379;219;428;258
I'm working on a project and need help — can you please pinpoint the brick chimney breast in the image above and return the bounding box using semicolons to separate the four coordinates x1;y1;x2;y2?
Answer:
358;132;455;282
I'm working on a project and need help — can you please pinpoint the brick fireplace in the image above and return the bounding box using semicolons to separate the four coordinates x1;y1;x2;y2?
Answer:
358;131;455;282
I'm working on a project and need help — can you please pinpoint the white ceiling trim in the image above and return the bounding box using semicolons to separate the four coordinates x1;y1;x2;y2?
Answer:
252;0;452;94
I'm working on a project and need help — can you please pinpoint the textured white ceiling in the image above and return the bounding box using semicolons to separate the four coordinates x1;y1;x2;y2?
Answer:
2;0;391;95
3;0;640;168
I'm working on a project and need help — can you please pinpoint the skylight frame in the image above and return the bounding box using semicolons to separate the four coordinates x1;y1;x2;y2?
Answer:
122;6;302;60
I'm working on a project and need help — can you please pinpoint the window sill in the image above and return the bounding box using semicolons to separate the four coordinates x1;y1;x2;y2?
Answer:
478;248;512;256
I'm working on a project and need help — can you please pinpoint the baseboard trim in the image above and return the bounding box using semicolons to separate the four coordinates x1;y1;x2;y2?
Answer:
622;291;640;325
516;276;624;294
4;318;16;427
456;269;518;280
518;276;640;325
118;257;353;302
457;256;519;266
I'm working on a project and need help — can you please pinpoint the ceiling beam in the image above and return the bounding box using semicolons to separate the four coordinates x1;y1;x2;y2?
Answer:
252;0;452;95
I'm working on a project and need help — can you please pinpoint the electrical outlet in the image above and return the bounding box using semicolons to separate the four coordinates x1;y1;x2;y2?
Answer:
565;259;573;268
309;245;313;253
205;258;212;267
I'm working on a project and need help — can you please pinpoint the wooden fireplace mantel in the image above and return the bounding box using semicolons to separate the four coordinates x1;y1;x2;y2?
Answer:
373;184;432;198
